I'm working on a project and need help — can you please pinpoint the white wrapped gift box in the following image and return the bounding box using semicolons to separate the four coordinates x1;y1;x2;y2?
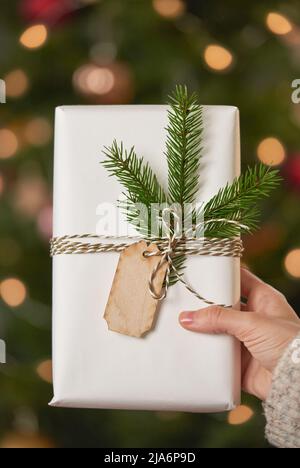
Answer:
50;105;241;412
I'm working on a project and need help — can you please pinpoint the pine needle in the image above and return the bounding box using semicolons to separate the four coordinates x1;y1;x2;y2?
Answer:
166;85;203;204
102;140;167;237
202;164;281;238
102;140;167;207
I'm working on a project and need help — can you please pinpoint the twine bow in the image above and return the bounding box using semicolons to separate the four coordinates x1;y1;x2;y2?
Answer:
144;208;245;306
50;208;245;307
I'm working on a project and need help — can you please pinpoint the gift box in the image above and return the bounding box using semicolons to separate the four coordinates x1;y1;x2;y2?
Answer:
50;104;241;412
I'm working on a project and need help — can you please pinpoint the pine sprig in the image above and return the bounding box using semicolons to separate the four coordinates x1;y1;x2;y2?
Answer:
165;86;203;283
101;87;281;289
166;85;203;204
102;140;167;237
201;164;281;238
102;140;167;207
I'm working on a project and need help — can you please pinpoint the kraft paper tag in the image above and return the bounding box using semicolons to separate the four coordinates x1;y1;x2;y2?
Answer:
104;241;168;338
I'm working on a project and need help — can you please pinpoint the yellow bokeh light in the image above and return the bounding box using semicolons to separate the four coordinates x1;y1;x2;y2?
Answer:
4;69;29;98
153;0;185;19
228;405;254;425
284;249;300;278
204;44;233;72
257;137;286;166
0;129;19;159
24;117;52;146
266;12;293;36
19;24;48;50
36;360;53;384
0;278;27;307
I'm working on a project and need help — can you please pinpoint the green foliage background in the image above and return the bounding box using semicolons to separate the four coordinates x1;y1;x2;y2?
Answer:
0;0;300;448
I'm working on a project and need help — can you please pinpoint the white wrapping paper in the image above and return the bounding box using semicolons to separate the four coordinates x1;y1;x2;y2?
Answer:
50;105;241;412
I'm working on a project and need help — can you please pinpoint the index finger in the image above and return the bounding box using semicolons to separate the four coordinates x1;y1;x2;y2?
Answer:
241;267;266;298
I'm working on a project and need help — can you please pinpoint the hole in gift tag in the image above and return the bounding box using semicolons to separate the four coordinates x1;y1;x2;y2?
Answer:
143;248;160;258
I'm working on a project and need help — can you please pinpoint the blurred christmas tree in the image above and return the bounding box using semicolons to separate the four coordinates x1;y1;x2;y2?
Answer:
0;0;300;448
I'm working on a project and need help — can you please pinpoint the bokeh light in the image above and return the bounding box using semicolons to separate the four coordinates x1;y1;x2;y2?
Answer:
0;432;55;449
0;129;19;159
284;248;300;278
19;24;48;49
73;64;115;96
13;175;49;218
73;62;134;103
284;154;300;190
153;0;185;19
20;0;81;25
257;137;286;166
204;44;233;72
0;278;27;308
36;360;53;384
85;67;114;95
266;12;293;36
37;205;53;240
24;117;52;146
4;69;29;98
228;405;254;425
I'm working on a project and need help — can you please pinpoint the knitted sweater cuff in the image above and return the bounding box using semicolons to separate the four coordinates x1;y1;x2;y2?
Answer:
264;333;300;448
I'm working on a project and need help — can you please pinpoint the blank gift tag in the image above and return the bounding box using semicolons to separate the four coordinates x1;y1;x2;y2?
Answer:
104;241;168;338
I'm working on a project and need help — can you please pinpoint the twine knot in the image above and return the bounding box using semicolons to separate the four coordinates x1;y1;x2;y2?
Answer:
145;208;181;301
50;208;245;307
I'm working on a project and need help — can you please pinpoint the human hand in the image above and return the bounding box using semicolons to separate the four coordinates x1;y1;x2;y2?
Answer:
179;268;300;400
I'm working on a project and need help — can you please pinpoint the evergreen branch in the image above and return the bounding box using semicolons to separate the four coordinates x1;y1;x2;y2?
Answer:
166;85;203;204
121;201;150;237
101;88;281;288
102;140;167;207
200;164;281;238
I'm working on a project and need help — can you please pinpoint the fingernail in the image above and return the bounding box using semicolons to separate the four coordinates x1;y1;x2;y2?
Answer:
179;311;194;325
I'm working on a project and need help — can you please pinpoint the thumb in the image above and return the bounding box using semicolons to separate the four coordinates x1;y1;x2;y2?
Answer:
179;306;257;340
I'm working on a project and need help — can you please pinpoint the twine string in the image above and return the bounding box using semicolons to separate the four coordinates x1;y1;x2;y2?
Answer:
50;208;245;307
